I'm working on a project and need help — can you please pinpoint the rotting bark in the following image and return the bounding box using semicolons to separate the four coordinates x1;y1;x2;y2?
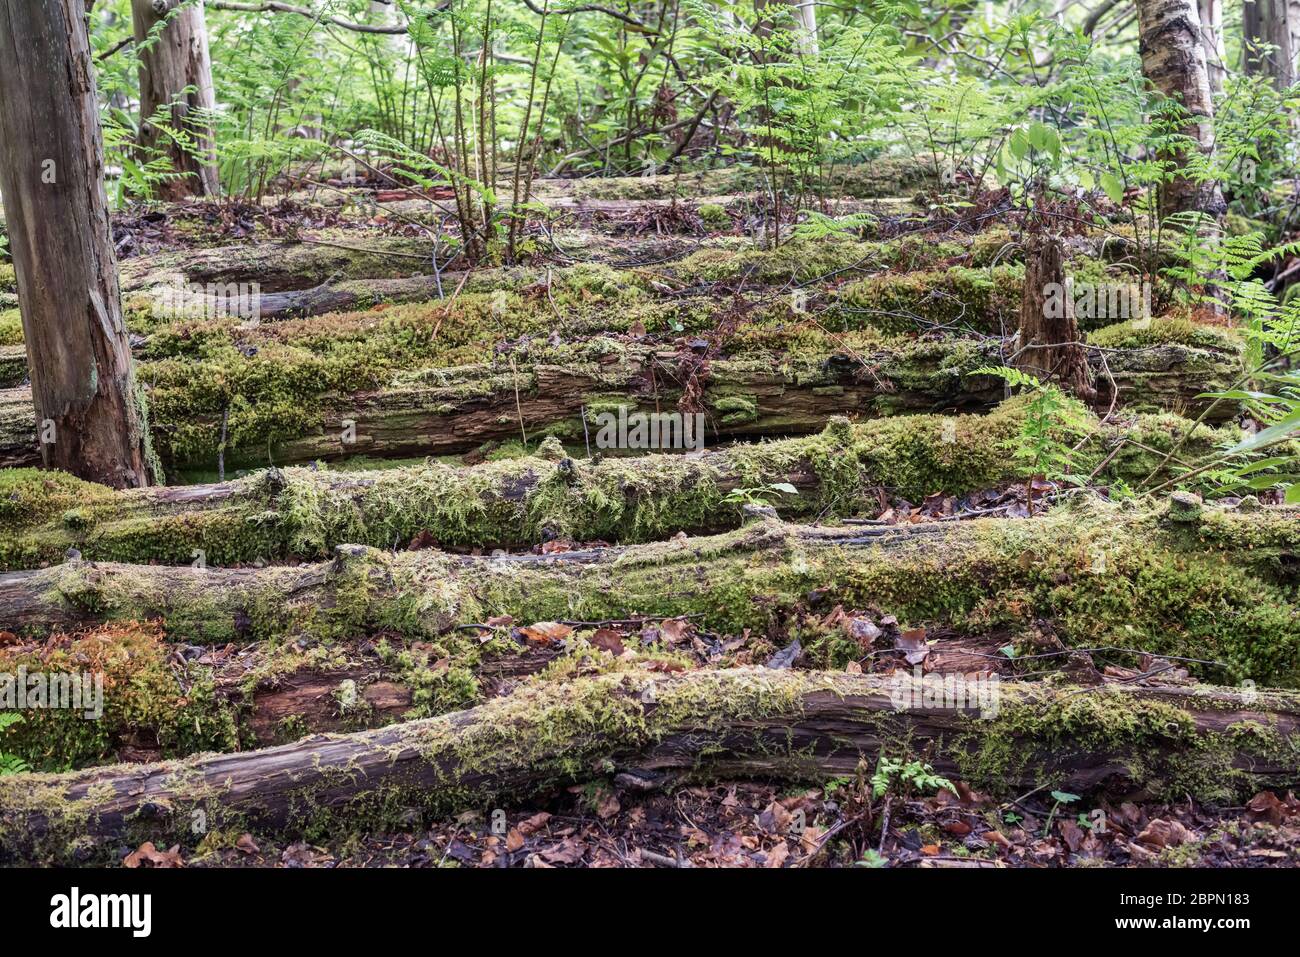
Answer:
0;401;1235;570
0;0;154;488
1017;234;1095;401
1;667;1295;863
130;0;220;199
3;500;1298;684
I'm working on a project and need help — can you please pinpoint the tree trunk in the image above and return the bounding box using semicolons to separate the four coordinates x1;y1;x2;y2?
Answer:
1244;0;1297;89
0;0;153;489
131;0;220;199
1135;0;1227;218
1198;0;1226;93
2;669;1295;863
1016;234;1095;400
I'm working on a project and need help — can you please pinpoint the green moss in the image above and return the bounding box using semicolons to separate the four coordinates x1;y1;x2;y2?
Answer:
1088;316;1243;352
0;308;22;346
0;622;236;771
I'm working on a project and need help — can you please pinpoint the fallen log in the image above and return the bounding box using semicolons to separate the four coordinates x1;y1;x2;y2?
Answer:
3;500;1297;684
0;401;1232;570
0;324;1240;472
1;668;1295;863
0;337;1009;471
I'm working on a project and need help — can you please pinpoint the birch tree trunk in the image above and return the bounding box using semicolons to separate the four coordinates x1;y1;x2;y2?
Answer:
1135;0;1228;218
0;0;153;488
131;0;220;199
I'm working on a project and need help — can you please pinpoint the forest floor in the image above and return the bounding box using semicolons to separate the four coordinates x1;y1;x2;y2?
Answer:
2;164;1299;868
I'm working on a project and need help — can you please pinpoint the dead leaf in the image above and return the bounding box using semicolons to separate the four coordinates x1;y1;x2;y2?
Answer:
847;616;882;646
1057;817;1085;852
758;801;792;834
235;833;260;855
765;842;791;868
505;828;526;852
1246;790;1288;825
595;790;621;821
764;639;802;670
658;618;691;645
895;627;929;665
123;841;184;869
589;628;626;656
517;812;552;835
518;621;573;645
1135;818;1192;849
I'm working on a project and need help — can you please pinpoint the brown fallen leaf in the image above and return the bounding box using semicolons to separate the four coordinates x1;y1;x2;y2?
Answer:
595;789;621;821
1057;817;1085;853
123;841;184;869
1246;790;1289;825
518;621;573;645
765;842;791;868
505;828;526;853
895;627;930;665
589;628;626;656
517;811;552;835
235;833;260;855
1135;818;1192;849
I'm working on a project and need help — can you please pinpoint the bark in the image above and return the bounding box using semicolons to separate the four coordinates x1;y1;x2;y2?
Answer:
3;501;1298;686
1244;0;1297;90
1;668;1296;862
131;0;221;199
1134;0;1228;218
1017;234;1096;400
0;0;153;488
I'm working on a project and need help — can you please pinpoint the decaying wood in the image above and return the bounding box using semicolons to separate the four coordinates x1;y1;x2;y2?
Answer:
1017;234;1095;401
1;668;1295;862
0;330;1243;471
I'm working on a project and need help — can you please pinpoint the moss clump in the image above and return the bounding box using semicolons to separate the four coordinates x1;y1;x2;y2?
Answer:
697;203;731;230
959;685;1298;803
0;622;236;771
1088;316;1243;352
0;309;22;346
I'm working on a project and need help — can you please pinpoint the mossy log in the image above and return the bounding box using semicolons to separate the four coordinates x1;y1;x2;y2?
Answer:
4;500;1299;684
2;668;1295;863
0;401;1232;570
0;329;1241;472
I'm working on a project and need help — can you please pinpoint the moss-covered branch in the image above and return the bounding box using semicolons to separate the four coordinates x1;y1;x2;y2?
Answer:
2;667;1295;863
4;499;1298;683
